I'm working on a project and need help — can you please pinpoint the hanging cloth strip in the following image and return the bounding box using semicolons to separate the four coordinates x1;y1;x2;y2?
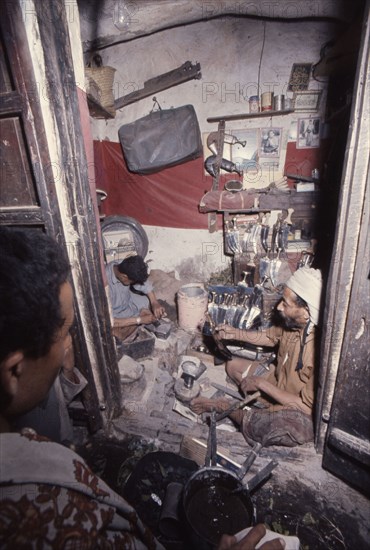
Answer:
295;321;312;371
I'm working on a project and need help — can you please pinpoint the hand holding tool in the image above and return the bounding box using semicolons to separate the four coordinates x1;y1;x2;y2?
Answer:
215;391;261;422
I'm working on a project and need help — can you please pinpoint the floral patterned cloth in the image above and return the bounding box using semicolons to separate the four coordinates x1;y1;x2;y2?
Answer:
0;432;164;549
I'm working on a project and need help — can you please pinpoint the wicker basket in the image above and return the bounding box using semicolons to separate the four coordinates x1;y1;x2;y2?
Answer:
85;55;116;118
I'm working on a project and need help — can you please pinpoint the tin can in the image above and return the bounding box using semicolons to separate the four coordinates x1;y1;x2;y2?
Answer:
273;94;285;111
248;95;259;113
261;92;273;111
284;98;293;111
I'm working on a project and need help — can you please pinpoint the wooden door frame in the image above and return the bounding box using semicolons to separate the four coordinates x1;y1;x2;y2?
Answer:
315;3;370;451
1;0;121;428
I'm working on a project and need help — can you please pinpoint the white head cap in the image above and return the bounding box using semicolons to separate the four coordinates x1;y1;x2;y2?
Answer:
286;267;323;325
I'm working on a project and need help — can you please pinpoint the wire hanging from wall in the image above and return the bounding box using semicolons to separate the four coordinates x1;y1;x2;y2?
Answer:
257;21;273;128
257;20;267;98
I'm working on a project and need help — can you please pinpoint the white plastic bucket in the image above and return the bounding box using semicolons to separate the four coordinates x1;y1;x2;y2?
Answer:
177;283;208;332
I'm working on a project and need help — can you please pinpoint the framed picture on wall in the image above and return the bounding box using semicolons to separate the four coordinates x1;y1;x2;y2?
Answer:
293;90;322;112
259;128;282;157
230;129;259;173
297;117;321;149
288;63;312;91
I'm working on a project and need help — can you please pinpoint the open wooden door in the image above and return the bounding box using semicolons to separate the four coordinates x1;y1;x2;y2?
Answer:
0;0;121;430
322;176;370;495
316;4;370;495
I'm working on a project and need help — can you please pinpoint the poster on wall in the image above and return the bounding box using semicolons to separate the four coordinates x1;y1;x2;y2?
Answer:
297;118;321;149
288;63;312;91
230;129;259;174
259;128;282;158
293;90;322;112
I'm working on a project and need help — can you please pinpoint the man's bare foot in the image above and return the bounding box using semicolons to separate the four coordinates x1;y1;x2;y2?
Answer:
189;397;230;415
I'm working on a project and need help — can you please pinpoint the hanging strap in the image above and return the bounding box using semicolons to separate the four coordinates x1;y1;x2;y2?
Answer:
295;321;310;371
150;96;162;112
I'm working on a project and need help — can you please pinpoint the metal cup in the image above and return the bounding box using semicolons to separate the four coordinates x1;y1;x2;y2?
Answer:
273;94;285;111
284;98;292;110
261;91;273;111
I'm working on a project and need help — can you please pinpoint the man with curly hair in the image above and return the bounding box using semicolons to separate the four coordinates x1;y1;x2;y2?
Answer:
0;228;284;550
0;228;163;549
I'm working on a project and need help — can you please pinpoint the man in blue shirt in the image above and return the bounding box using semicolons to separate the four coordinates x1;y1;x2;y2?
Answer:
106;255;165;341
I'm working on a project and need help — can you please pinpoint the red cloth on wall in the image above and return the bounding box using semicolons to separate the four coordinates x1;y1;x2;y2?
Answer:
93;140;213;229
284;141;327;179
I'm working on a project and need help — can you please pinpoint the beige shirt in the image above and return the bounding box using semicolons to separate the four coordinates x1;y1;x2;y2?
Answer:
266;325;316;409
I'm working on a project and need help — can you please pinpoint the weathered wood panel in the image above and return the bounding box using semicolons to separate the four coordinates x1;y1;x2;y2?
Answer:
33;0;122;422
1;0;122;431
0;118;38;207
317;6;370;495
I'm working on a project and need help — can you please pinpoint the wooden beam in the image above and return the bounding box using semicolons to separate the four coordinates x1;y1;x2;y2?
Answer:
114;61;201;109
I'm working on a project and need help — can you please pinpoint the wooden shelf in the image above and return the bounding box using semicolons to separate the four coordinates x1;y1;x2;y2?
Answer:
207;109;294;123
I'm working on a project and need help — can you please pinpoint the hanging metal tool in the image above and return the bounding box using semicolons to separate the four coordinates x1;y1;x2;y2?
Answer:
270;209;292;286
237;293;252;329
269;213;283;286
241;285;263;330
207;131;247;155
238;268;254;288
259;213;271;282
234;293;251;328
208;120;225;234
216;293;230;325
225;219;242;255
242;223;253;254
207;291;218;325
238;270;249;287
225;293;239;326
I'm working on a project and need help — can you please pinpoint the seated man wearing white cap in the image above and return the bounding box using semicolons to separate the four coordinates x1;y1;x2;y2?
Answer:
190;267;323;447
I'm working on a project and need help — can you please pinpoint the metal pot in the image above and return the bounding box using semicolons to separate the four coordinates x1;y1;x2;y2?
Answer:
182;409;277;550
183;466;255;549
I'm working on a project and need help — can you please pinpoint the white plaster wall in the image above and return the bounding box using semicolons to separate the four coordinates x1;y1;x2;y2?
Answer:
86;17;336;278
144;225;231;282
92;18;333;138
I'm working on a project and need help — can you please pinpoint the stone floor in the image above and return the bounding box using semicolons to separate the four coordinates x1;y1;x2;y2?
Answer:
78;326;370;549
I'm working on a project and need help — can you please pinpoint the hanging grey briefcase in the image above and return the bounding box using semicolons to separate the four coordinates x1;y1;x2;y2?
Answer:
118;104;203;174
